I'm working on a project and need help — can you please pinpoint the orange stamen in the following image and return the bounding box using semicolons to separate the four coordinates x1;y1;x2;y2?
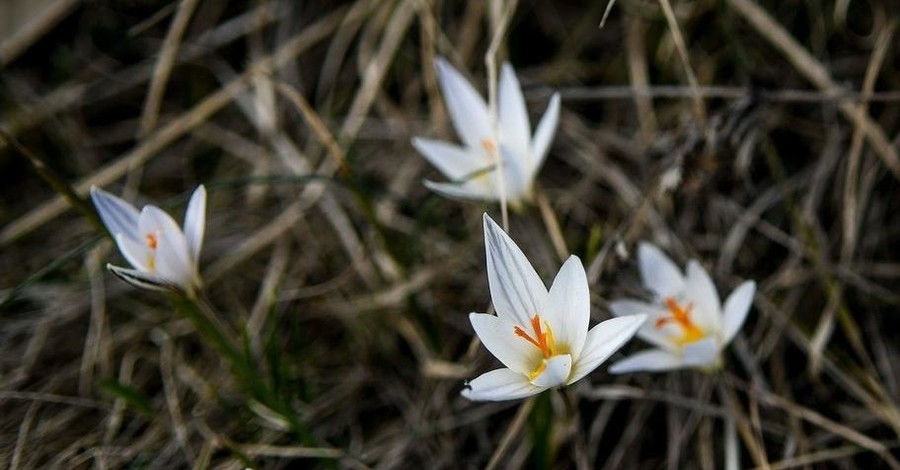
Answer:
481;138;497;158
514;315;555;358
146;233;158;250
656;297;704;345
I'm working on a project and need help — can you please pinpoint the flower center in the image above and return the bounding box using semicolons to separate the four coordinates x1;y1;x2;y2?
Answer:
514;315;557;357
655;297;705;345
146;233;158;250
481;138;497;159
145;232;158;271
514;314;566;380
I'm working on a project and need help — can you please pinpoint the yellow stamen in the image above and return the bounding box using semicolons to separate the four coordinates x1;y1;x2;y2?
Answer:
656;297;704;345
528;361;547;381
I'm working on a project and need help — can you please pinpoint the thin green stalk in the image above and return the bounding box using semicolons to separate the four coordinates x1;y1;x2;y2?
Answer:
170;294;321;450
529;391;554;469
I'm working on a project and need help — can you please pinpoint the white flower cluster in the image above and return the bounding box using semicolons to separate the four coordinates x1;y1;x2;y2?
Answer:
90;58;755;404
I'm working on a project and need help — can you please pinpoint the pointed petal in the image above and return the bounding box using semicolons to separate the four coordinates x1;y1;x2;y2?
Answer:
498;62;530;168
638;243;685;300
434;58;491;151
530;354;572;388
568;314;647;383
609;348;685;374
107;264;180;292
529;92;560;176
461;368;544;401
140;206;194;288
114;233;151;272
424;179;494;202
682;337;720;368
546;256;590;358
470;313;539;376
183;185;206;263
483;214;548;325
609;299;677;352
412;137;486;180
685;260;722;332
721;281;755;345
90;186;140;241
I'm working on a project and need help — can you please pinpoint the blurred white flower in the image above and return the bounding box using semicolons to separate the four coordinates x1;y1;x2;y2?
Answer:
90;185;206;294
609;243;756;373
462;214;646;401
412;58;560;206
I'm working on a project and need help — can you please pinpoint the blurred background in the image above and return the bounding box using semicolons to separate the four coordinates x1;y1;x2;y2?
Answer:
1;0;899;468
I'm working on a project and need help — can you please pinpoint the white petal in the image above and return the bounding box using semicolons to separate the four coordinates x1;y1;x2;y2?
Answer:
529;92;560;177
470;313;539;376
638;243;685;300
462;368;544;401
140;206;194;288
498;62;530;169
424;179;494;202
155;233;195;288
681;337;720;368
434;58;491;151
483;214;548;325
609;300;677;352
568;315;647;383
496;145;532;202
609;348;685;374
721;281;755;345
412;137;488;181
114;233;151;272
545;256;589;358
530;354;572;388
183;185;206;263
685;260;722;332
90;186;140;241
107;264;180;292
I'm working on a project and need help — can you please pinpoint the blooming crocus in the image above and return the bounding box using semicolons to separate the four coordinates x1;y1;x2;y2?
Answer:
90;185;206;294
608;243;756;373
462;214;646;401
411;58;560;206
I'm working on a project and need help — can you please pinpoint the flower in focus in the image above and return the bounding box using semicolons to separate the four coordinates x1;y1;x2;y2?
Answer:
462;214;646;401
608;243;756;373
411;58;560;206
90;185;206;294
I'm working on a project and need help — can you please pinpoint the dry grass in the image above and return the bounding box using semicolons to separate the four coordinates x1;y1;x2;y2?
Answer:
2;0;900;468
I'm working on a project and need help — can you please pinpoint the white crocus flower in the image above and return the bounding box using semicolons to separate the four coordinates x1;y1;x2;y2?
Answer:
412;58;560;206
90;185;206;294
608;243;756;373
462;214;646;401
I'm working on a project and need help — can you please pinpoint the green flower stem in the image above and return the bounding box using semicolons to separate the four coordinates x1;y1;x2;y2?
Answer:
529;391;554;469
170;293;320;449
